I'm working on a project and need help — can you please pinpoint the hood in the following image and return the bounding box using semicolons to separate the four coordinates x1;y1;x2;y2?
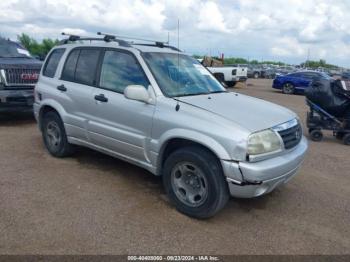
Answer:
0;57;42;69
177;92;296;132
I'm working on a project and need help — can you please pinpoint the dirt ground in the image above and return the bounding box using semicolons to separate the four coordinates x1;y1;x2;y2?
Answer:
0;79;349;255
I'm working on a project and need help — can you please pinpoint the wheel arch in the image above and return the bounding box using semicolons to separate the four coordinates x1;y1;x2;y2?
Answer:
213;72;225;82
38;100;66;130
156;132;231;176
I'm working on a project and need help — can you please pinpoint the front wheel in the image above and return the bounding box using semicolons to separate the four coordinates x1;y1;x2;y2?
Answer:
310;129;323;142
282;83;295;94
162;146;229;219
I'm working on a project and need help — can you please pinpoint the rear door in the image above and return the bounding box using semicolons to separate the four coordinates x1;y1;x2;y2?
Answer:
58;47;101;140
88;49;155;163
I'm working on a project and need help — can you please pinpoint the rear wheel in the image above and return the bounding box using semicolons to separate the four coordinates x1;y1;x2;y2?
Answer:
282;83;295;94
162;146;229;219
310;129;323;142
225;81;236;88
254;72;260;79
213;73;225;83
42;111;75;157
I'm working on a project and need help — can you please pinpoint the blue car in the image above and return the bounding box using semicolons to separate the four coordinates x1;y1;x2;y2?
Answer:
272;71;332;94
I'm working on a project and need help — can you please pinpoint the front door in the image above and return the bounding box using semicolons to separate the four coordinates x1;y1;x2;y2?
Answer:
88;49;155;164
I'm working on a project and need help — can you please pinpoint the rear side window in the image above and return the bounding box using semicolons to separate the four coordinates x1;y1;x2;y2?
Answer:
43;48;65;78
75;49;100;86
61;49;80;82
61;48;100;86
99;50;149;93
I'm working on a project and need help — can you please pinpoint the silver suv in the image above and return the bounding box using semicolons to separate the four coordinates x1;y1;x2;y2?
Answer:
34;34;308;218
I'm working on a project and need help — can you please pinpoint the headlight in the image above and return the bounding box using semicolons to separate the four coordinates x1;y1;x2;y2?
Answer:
247;129;282;155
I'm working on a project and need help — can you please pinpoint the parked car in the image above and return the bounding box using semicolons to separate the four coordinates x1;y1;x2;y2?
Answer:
207;65;247;87
341;71;350;80
247;66;276;79
272;71;332;94
247;66;262;79
275;66;297;76
34;34;308;218
0;38;42;112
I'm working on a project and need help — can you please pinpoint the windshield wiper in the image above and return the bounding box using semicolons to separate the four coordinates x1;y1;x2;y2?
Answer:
209;90;227;94
0;56;31;58
175;92;210;97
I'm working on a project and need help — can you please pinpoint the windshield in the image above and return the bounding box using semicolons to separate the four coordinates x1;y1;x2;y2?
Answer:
0;39;32;58
143;52;225;97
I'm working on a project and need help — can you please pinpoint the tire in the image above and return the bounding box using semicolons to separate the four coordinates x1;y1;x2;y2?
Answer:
254;72;260;79
225;81;236;88
282;83;295;94
213;73;225;83
308;128;316;134
162;146;229;219
42;111;75;157
336;132;345;140
310;129;323;142
343;133;350;145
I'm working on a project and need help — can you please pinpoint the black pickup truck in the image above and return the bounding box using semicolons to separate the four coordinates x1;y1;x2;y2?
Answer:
0;38;42;112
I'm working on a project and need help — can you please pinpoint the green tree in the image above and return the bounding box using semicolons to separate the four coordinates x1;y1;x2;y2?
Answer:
17;33;59;59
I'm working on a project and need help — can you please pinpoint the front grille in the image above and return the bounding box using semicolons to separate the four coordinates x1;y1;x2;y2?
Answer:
4;68;40;86
277;123;302;150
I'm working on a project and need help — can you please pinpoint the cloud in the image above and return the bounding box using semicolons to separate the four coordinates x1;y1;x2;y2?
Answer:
1;0;350;67
197;1;229;33
271;37;306;57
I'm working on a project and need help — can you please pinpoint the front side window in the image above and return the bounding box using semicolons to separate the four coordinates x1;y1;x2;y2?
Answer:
43;48;65;78
142;52;225;97
99;50;150;93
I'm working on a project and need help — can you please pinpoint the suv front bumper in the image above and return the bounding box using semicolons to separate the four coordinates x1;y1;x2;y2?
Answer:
221;136;308;198
0;89;34;112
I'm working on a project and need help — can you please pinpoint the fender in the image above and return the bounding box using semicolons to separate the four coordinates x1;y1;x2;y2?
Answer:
151;128;232;175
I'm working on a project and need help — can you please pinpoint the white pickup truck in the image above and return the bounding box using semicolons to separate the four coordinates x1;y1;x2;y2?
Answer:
198;57;247;87
207;66;248;87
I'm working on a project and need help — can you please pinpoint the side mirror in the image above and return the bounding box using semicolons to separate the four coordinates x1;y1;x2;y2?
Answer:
124;85;151;103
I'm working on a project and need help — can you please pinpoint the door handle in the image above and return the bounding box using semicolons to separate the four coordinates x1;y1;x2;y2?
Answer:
94;94;108;103
57;84;67;92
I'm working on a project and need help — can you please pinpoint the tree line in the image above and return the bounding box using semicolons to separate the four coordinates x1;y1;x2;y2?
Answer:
11;34;342;69
17;33;59;60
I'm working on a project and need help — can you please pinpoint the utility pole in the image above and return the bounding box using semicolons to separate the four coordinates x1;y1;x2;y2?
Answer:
306;48;310;68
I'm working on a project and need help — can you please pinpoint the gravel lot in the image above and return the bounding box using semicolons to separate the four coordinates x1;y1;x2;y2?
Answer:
0;79;349;255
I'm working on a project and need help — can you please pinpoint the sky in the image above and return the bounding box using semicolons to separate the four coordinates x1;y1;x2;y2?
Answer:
1;0;350;67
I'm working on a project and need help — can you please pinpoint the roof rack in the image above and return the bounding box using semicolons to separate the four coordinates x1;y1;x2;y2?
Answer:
59;32;131;47
132;43;181;52
97;32;181;51
97;32;168;45
58;32;181;51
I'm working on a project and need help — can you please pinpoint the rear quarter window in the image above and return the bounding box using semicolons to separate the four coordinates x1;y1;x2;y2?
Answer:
43;48;65;78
